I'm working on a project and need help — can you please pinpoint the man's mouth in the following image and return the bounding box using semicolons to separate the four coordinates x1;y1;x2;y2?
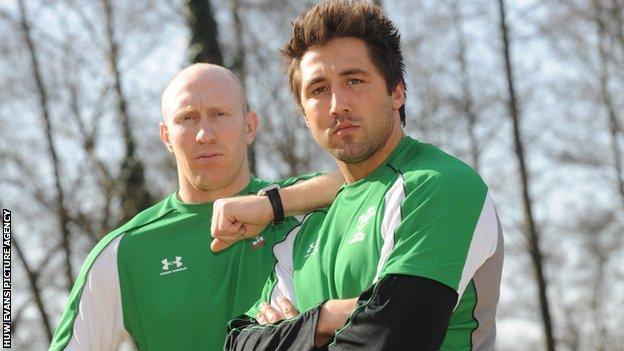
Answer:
333;123;359;135
195;152;222;161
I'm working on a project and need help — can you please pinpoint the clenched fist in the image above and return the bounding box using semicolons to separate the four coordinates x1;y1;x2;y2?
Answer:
210;195;275;252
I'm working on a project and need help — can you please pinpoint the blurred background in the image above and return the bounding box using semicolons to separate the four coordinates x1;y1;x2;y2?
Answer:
1;0;622;350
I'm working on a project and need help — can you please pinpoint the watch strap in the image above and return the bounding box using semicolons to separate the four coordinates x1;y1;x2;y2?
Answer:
258;185;284;225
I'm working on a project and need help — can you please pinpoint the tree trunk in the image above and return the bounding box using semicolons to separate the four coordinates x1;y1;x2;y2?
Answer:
451;0;481;171
590;253;608;350
607;0;624;62
16;0;75;291
593;0;624;211
102;0;153;224
497;1;557;350
186;0;224;65
229;0;257;175
13;234;53;343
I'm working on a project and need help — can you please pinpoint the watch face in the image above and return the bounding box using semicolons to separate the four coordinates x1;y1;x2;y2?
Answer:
258;184;279;196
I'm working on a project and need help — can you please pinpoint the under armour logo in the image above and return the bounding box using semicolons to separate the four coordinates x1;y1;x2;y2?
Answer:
162;256;183;270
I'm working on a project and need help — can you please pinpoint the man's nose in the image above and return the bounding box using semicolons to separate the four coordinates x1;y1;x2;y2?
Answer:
196;118;216;144
330;88;351;117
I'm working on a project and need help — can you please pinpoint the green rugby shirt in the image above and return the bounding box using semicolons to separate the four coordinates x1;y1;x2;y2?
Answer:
50;176;317;351
248;137;504;350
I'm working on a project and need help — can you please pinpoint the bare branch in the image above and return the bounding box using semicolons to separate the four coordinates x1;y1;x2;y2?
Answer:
101;0;153;224
16;0;75;291
13;233;53;342
497;1;556;350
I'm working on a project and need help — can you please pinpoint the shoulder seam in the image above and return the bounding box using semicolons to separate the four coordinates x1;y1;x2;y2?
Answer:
119;207;176;237
56;206;175;350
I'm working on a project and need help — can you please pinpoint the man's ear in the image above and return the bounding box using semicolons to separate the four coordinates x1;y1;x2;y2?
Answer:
300;106;310;127
159;122;173;153
391;81;405;111
245;111;259;145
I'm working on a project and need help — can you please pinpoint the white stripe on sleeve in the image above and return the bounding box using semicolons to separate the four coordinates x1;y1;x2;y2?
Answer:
65;235;130;351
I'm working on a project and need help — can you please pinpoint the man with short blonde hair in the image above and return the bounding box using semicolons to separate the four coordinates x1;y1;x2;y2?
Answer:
49;63;341;351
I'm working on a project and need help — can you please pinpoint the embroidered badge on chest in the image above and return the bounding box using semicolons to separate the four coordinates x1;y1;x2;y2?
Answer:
250;236;266;249
304;241;319;258
349;207;376;244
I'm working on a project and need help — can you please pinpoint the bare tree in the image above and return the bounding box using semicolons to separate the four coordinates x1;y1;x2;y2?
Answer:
102;0;154;225
186;0;224;65
16;0;75;292
12;234;53;343
229;0;257;175
450;0;482;171
592;0;624;211
227;0;328;178
1;0;182;348
497;0;556;350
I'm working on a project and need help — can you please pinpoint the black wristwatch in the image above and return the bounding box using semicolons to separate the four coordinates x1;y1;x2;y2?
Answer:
257;184;284;225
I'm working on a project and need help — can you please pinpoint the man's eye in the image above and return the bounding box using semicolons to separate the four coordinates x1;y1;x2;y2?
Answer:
347;78;363;85
215;111;226;117
311;87;327;96
181;114;194;121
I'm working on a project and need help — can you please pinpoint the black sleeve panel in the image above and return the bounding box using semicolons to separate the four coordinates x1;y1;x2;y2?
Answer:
224;305;326;351
328;274;458;351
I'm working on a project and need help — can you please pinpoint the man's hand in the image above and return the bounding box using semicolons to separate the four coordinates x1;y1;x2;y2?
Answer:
211;172;344;252
252;296;355;347
315;298;357;347
256;296;299;325
210;195;274;252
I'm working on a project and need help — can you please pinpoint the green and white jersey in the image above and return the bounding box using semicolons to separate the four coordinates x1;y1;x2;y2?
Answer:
50;176;316;351
250;137;503;350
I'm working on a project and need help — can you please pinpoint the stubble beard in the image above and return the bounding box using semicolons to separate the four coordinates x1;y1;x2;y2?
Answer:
329;111;394;164
330;134;381;163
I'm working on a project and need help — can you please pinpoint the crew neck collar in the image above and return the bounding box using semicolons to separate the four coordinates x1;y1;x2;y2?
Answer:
342;136;413;190
170;178;255;213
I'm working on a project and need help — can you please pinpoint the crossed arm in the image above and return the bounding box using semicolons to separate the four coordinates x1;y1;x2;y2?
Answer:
254;296;358;347
225;275;457;351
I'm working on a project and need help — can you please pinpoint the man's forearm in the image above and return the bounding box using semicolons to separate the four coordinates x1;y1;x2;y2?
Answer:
224;297;355;351
230;296;355;350
225;308;323;351
210;171;342;252
279;171;343;216
314;298;358;347
329;274;457;350
227;274;454;350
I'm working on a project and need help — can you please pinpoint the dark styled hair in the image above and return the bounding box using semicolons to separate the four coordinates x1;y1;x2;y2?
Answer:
281;0;406;125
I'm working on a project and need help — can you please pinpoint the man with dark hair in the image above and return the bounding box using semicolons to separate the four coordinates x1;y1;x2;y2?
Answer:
213;1;503;350
49;63;342;351
282;0;407;127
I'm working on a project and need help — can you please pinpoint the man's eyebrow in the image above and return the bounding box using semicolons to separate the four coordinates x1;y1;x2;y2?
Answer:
340;68;370;76
303;76;325;90
171;105;194;120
